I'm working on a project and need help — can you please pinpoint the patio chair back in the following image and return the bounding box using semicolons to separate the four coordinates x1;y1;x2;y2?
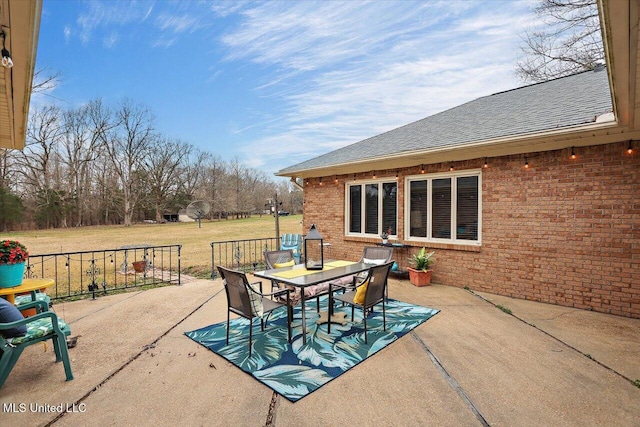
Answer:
280;234;302;262
364;261;393;307
359;246;394;264
327;261;394;343
216;265;292;357
217;266;253;319
264;249;296;269
331;245;395;290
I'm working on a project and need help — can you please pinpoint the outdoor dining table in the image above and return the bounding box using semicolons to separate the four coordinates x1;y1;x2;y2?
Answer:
0;278;55;305
253;260;371;344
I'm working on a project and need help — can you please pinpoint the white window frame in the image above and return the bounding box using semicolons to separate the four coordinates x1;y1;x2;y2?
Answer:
344;179;398;239
404;169;482;245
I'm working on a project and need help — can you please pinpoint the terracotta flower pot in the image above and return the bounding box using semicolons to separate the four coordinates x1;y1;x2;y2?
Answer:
408;267;432;287
132;261;147;273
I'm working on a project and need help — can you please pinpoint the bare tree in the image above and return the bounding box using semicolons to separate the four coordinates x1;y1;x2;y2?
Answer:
275;179;302;214
516;0;604;82
0;149;18;191
31;68;61;94
179;149;210;203
100;99;156;227
0;149;24;230
15;105;71;228
201;154;227;219
61;99;112;226
19;104;64;191
246;169;277;215
224;158;257;218
93;157;123;225
146;138;192;222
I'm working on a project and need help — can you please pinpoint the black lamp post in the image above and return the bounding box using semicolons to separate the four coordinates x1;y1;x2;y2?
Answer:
304;224;324;270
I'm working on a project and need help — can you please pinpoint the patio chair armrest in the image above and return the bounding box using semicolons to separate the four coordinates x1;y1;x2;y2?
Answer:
329;282;352;292
268;287;292;306
249;280;263;293
15;300;49;313
259;287;292;298
246;281;290;299
0;310;61;332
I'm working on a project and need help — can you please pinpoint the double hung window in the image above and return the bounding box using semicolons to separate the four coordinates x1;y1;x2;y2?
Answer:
406;170;481;244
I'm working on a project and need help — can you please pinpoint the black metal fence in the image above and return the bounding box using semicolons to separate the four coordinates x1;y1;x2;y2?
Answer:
25;244;181;300
210;237;279;278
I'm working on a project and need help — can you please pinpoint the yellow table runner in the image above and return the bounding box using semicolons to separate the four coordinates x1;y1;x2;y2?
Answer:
325;260;357;268
271;261;356;279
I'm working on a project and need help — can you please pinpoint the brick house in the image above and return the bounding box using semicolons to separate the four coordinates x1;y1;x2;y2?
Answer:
276;2;640;319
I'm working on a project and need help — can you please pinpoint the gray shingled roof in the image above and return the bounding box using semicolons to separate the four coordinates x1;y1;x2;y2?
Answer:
278;67;612;175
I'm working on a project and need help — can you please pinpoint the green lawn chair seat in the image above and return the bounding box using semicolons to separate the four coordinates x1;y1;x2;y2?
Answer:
0;300;73;389
15;292;51;309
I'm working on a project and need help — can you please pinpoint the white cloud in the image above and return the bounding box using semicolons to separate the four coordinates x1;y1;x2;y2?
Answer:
215;1;536;174
154;13;201;34
72;1;166;45
51;1;540;177
63;26;72;43
151;37;176;48
103;32;119;49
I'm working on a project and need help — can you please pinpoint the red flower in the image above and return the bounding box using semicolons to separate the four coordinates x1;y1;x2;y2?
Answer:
0;240;29;265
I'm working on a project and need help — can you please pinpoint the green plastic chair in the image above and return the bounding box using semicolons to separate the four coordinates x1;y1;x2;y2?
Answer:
14;291;52;310
280;234;302;263
0;301;73;389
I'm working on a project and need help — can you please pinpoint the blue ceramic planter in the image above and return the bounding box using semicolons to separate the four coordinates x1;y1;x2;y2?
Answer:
0;262;25;288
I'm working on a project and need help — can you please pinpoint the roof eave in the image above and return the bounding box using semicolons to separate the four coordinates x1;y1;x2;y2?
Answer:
0;0;42;151
277;119;630;179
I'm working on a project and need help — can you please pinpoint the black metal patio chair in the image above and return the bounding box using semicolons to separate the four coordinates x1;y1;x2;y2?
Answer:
217;266;292;357
327;261;393;344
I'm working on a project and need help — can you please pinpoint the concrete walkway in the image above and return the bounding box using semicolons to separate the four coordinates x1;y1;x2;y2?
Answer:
0;278;638;426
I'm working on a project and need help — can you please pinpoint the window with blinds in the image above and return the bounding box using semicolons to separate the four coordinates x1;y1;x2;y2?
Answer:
346;180;397;238
348;185;361;233
406;170;481;244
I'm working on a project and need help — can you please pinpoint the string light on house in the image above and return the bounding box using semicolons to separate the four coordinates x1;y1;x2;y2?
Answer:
0;31;13;69
524;157;529;168
334;175;338;184
483;157;488;168
571;147;576;159
319;177;323;186
628;140;634;154
420;164;425;174
449;163;454;171
395;170;399;179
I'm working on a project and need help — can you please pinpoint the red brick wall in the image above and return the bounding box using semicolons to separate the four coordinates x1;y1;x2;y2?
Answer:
302;141;640;318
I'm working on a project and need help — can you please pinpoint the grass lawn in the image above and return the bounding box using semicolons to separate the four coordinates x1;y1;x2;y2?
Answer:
3;215;303;274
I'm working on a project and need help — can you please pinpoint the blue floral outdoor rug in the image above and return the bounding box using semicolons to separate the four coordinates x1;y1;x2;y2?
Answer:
185;297;439;402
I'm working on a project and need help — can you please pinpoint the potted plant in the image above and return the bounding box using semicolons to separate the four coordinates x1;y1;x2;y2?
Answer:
380;227;392;244
132;260;148;273
0;240;29;288
408;247;435;287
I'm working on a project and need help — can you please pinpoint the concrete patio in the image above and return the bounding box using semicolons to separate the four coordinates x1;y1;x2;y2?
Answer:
1;277;639;426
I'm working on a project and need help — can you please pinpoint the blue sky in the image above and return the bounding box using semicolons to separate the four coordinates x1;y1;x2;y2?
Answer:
34;0;539;177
